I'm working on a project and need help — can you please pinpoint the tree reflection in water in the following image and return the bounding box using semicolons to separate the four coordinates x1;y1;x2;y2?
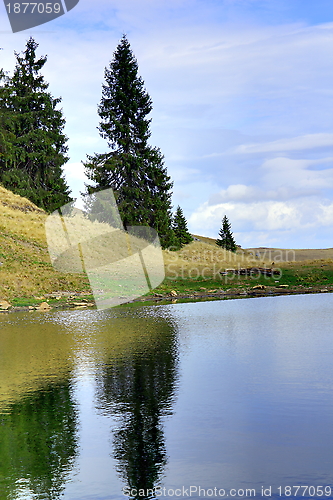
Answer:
96;316;179;500
0;380;78;500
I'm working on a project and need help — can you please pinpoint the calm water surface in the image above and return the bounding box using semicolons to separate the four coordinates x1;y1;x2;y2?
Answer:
0;293;333;500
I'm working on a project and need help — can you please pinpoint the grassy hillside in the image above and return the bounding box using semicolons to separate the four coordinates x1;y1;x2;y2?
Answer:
193;235;333;263
246;247;333;262
0;186;91;300
1;186;333;305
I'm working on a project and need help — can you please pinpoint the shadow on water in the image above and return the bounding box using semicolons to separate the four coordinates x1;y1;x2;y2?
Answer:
95;312;180;500
0;380;79;500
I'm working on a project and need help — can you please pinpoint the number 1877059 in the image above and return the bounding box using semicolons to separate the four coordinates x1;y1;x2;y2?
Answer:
6;3;62;14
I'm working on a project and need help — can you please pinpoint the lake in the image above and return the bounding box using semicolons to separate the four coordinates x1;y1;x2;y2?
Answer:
1;293;333;500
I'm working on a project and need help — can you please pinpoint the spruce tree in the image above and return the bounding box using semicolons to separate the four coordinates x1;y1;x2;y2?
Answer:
172;205;193;250
216;215;237;252
0;38;71;212
83;35;174;249
0;70;16;170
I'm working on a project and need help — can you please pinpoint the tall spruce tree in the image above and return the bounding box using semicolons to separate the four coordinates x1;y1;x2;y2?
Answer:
216;215;237;252
172;205;193;250
0;38;71;212
83;35;174;249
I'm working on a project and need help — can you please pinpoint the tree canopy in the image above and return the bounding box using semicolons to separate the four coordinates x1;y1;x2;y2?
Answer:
0;37;72;212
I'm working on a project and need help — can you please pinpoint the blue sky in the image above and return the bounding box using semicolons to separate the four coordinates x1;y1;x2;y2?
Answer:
1;0;333;248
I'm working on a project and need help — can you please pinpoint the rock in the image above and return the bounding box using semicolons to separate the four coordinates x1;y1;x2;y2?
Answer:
70;302;89;307
37;302;52;310
252;285;266;290
0;300;11;310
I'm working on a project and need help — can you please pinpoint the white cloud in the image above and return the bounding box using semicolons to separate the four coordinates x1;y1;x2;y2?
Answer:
63;162;87;182
168;166;201;182
189;197;333;247
319;203;333;226
233;134;333;154
262;157;333;190
209;184;261;203
63;162;89;205
190;200;303;232
194;151;333;246
208;183;319;204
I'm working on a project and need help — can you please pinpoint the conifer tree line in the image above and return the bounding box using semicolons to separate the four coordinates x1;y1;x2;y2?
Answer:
0;35;193;250
0;38;71;212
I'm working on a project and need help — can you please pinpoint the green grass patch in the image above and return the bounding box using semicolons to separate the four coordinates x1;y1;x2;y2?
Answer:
146;273;281;296
145;265;333;296
277;267;333;287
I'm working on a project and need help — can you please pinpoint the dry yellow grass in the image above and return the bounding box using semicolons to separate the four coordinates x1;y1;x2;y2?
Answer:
163;240;269;278
247;246;333;262
0;186;91;300
0;185;46;244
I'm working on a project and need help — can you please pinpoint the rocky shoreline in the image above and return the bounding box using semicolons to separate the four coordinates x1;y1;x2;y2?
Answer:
139;284;333;304
1;284;332;313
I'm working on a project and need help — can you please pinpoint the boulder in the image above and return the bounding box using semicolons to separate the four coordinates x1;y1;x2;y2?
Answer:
0;300;11;310
37;302;52;311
